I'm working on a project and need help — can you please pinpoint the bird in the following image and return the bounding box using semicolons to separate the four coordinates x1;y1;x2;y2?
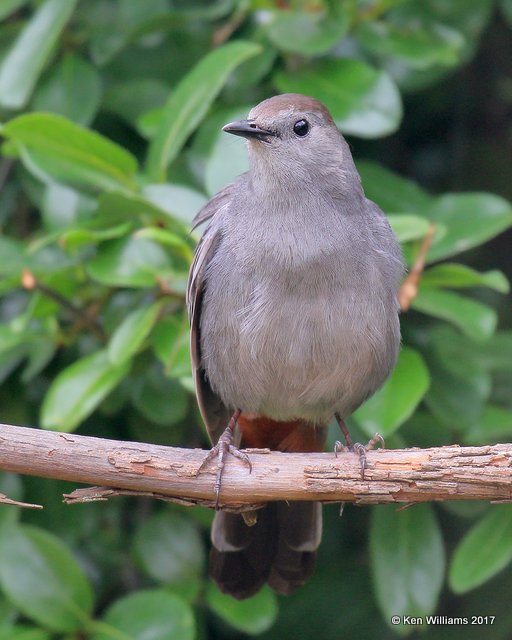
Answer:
186;93;403;599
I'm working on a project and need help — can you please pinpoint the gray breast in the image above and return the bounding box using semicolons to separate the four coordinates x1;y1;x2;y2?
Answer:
199;212;401;423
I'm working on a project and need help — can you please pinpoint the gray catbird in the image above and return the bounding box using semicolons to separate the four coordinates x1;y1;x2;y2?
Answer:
187;93;403;599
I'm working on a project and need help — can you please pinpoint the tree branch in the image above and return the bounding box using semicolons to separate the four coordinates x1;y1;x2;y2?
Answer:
0;422;510;510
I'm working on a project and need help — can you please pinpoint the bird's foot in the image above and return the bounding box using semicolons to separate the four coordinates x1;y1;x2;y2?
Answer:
196;409;252;508
334;414;384;479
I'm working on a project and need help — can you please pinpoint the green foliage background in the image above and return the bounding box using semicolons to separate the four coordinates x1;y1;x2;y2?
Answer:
0;0;512;638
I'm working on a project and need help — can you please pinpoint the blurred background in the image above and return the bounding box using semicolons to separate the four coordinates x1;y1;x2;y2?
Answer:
0;1;511;638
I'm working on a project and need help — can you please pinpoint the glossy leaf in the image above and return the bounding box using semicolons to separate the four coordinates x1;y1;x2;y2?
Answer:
143;184;207;225
0;0;28;21
132;363;188;426
421;193;512;263
422;263;509;293
504;0;512;25
33;54;102;126
357;19;465;69
0;523;93;632
146;40;261;180
412;289;497;341
203;106;250;196
0;237;26;276
152;315;191;378
134;227;193;260
275;59;402;137
3;113;138;192
42;182;94;231
41;350;131;431
94;190;170;225
108;301;163;365
60;222;133;251
464;405;512;444
449;506;512;593
0;625;51;640
423;334;491;429
103;78;170;130
133;512;205;584
87;236;173;288
0;0;77;109
93;589;195;640
207;583;278;635
354;348;430;437
357;160;432;212
263;7;348;55
387;214;432;243
370;504;445;624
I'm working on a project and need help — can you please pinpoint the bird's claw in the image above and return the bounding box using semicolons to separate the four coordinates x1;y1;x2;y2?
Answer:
196;412;251;509
334;432;384;479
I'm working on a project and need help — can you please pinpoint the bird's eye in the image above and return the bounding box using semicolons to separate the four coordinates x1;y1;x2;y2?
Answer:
293;119;309;137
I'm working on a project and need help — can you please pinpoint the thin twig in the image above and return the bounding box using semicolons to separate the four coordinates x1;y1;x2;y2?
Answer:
21;270;107;342
0;492;42;509
399;223;436;311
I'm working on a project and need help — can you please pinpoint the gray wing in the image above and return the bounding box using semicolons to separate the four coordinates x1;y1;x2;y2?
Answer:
191;181;236;231
187;184;235;444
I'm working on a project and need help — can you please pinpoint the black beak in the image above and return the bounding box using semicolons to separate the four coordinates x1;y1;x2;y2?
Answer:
222;119;275;142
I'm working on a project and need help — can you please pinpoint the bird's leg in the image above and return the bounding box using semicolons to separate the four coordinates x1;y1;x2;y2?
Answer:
333;413;384;479
196;408;252;508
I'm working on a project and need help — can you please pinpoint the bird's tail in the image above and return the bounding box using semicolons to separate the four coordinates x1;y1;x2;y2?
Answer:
210;501;322;599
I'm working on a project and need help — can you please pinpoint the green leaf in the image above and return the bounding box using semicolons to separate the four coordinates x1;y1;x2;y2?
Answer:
3;113;138;192
207;583;278;635
274;59;402;138
108;301;163;365
104;78;170;130
0;523;93;632
422;193;512;263
143;184;208;225
357;160;432;212
353;348;430;437
422;264;509;293
263;7;348;55
370;504;445;625
41;350;131;431
133;512;205;584
21;336;56;383
94;190;171;225
386;214;432;243
0;237;26;277
503;0;512;25
42;182;95;231
0;626;51;640
464;405;512;444
146;40;261;181
60;222;133;251
92;589;195;640
423;331;491;429
449;506;512;593
0;0;77;109
132;363;188;426
202;106;250;196
87;236;173;288
0;0;28;21
134;228;193;261
412;289;497;341
152;315;191;378
357;19;465;69
32;54;102;126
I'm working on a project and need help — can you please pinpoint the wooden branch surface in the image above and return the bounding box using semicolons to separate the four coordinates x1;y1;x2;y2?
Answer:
0;423;511;510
